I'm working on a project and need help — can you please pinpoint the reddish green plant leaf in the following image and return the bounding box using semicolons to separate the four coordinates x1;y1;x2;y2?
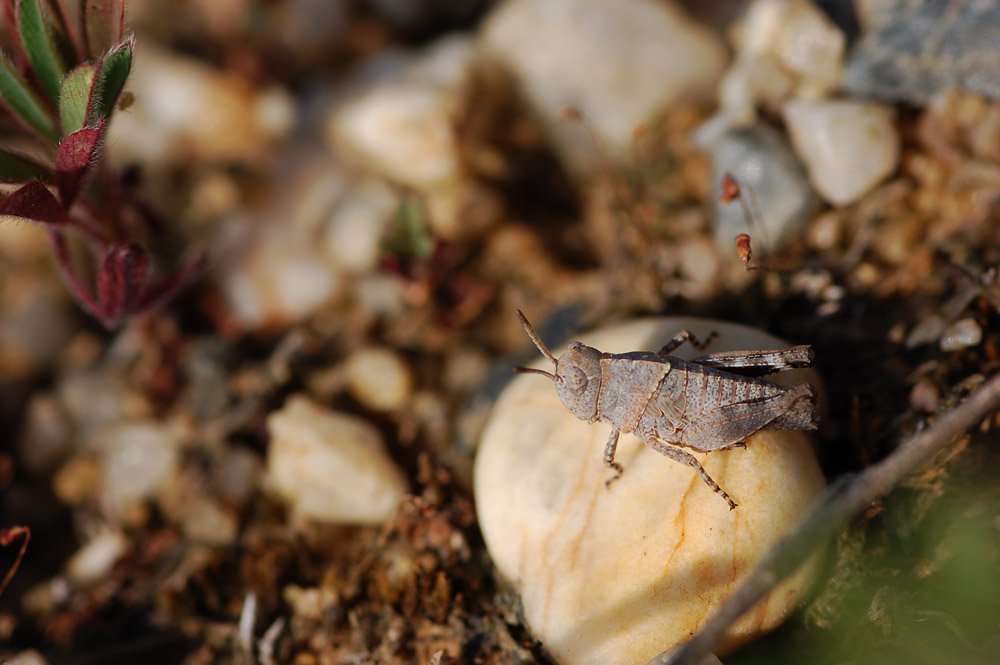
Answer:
53;0;87;62
0;180;62;224
59;63;96;135
54;120;103;205
0;149;51;183
85;0;125;59
2;3;26;64
16;0;66;103
97;242;147;326
134;251;208;314
87;36;131;123
0;53;59;140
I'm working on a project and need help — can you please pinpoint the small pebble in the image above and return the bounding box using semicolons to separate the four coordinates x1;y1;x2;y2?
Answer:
4;650;51;665
345;347;414;412
353;273;408;317
65;530;128;587
480;0;725;175
476;318;825;665
222;236;342;329
910;377;940;413
52;456;100;505
107;46;291;165
214;446;264;505
283;584;338;621
99;420;182;517
807;210;843;251
322;182;398;273
783;99;900;205
676;235;723;300
266;395;407;524
177;496;239;546
711;0;845;130
326;36;474;236
0;276;76;378
940;317;982;352
56;369;130;439
18;393;72;474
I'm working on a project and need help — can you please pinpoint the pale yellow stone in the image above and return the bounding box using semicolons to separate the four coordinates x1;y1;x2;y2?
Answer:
783;99;900;206
345;347;414;412
475;318;825;665
266;395;407;524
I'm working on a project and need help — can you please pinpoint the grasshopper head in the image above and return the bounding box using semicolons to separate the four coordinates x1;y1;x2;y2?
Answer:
514;310;603;421
553;342;602;420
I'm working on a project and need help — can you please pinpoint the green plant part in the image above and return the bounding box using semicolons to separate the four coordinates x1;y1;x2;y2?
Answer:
0;0;205;327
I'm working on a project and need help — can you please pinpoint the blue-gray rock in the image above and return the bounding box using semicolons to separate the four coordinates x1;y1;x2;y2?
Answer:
843;0;1000;104
702;124;819;252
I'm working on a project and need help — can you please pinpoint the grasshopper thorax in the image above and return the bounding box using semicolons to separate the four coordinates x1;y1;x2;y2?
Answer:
554;342;603;421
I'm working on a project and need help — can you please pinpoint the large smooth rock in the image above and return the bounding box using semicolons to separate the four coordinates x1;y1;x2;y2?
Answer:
476;317;826;665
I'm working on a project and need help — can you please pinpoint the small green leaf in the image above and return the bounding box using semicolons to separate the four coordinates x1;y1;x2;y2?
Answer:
0;149;51;183
0;53;59;140
85;0;125;59
87;36;131;124
384;198;435;260
59;63;96;135
16;0;66;103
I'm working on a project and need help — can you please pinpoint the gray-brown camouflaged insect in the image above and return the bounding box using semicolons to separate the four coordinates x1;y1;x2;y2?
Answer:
514;311;818;509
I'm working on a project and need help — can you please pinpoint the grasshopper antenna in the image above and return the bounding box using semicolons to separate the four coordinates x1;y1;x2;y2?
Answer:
514;310;559;380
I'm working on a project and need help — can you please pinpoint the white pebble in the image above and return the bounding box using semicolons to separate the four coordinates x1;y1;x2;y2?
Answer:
99;420;182;517
266;395;407;524
322;182;398;273
178;496;239;546
56;369;130;437
710;0;845;132
65;530;128;587
4;651;51;665
18;393;72;474
0;276;75;377
940;317;982;351
107;46;291;165
222;236;342;329
326;36;474;236
783;99;900;205
476;318;826;665
345;347;414;412
480;0;725;175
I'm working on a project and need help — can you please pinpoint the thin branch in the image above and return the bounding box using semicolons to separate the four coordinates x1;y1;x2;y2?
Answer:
660;371;1000;665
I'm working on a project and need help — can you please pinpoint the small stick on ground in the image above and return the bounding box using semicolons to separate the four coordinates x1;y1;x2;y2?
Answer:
720;173;769;271
657;371;1000;665
0;525;30;598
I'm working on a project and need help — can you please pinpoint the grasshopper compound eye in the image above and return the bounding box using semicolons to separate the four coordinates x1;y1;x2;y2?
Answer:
558;366;588;394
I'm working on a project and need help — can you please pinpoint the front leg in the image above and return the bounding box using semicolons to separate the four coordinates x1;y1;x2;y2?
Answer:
603;429;623;488
658;329;717;355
